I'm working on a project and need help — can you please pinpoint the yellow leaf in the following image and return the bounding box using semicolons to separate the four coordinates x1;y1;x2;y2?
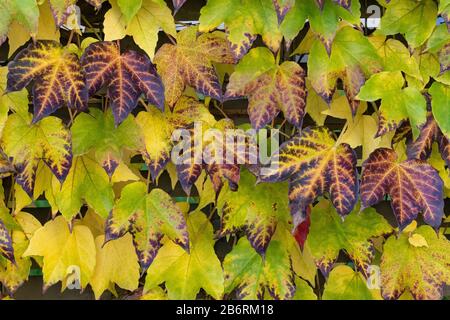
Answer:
15;211;42;240
80;209;105;239
408;233;429;248
403;220;417;234
90;234;140;299
23;216;96;291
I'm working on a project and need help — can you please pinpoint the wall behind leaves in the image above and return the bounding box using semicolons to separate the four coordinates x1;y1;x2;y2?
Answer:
0;0;449;300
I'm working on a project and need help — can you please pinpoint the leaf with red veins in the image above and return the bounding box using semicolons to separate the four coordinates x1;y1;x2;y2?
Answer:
7;40;88;123
260;126;359;218
361;148;444;230
81;41;164;125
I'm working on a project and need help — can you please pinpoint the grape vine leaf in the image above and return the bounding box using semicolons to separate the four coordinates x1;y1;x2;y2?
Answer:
260;126;359;221
0;220;14;264
282;0;361;52
357;71;427;138
51;155;114;221
144;211;223;300
429;81;450;139
368;36;422;81
381;226;450;300
136;96;215;181
154;26;235;107
308;26;381;116
360;148;444;230
105;182;189;270
218;170;289;254
307;199;392;276
223;237;295;300
7;40;88;123
272;0;295;24
377;0;438;49
90;234;140;300
0;0;39;47
103;0;176;59
47;0;77;27
407;112;450;167
81;41;164;125
117;0;142;23
199;0;281;60
174;118;256;194
0;212;40;294
2;112;72;198
225;47;307;130
322;265;376;300
72;108;140;176
23;216;96;291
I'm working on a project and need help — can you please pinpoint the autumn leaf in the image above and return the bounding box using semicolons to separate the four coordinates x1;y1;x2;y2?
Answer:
308;26;381;116
0;0;39;47
322;265;376;300
23;216;96;291
218;170;289;254
307;199;392;276
144;211;223;300
260;126;359;220
72;108;140;176
0;219;14;264
407;112;450;167
199;0;281;59
7;41;88;122
225;47;307;130
105;181;189;270
81;41;164;125
51;155;114;221
90;234;140;299
137;96;215;181
223;237;295;300
378;0;438;49
1;112;72;197
174;118;256;194
381;226;450;300
272;0;295;24
360;148;444;230
103;0;176;59
154;26;235;107
357;71;427;138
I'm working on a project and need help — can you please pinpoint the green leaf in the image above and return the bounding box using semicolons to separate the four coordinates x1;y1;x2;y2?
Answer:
292;277;316;300
307;199;392;276
381;226;450;300
223;237;295;300
378;0;438;48
322;265;375;300
429;82;450;138
144;211;223;300
52;155;114;221
2;112;72;198
308;25;381;116
199;0;281;59
218;170;289;254
117;0;142;23
106;182;189;270
72;108;140;176
357;71;427;138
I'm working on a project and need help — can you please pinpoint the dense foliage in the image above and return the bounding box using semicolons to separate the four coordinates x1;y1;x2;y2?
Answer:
0;0;449;300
